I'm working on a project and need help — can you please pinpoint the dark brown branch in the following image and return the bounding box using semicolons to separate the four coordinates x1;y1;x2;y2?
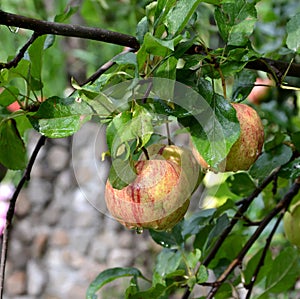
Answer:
0;31;40;70
206;178;300;299
182;169;280;299
0;135;46;299
245;213;283;299
0;10;140;51
1;10;300;80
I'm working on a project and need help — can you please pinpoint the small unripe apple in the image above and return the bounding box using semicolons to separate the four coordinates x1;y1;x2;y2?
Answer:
192;103;264;172
105;144;199;231
283;202;300;248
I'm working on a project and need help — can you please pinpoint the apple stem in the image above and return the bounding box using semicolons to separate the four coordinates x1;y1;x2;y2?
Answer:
141;147;150;160
166;122;172;145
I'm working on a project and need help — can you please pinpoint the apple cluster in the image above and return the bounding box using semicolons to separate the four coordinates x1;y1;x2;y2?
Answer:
105;103;264;231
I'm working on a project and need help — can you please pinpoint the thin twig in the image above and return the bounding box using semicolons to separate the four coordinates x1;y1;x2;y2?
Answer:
0;31;40;70
80;48;134;86
206;179;300;299
245;213;283;299
0;135;46;299
181;168;280;299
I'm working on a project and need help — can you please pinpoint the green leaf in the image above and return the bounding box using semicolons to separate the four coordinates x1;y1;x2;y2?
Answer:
143;32;181;56
28;35;46;81
0;118;26;170
149;222;184;248
226;173;256;197
291;131;300;152
28;96;92;138
155;56;178;80
286;13;300;53
257;247;300;298
279;157;300;180
182;208;216;239
0;87;19;107
136;16;148;44
108;158;137;190
86;267;145;299
186;249;202;269
243;248;272;286
153;249;182;285
196;265;208;284
54;5;79;22
128;284;167;299
205;213;230;250
190;94;240;171
250;144;293;182
106;106;153;158
164;0;202;37
215;0;257;46
232;70;257;101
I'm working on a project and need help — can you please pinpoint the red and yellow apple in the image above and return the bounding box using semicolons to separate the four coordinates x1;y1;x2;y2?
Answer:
105;144;200;231
192;103;264;172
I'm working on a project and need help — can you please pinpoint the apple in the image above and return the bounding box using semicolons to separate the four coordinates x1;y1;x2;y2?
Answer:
192;103;264;172
105;144;200;231
248;78;273;105
283;202;300;248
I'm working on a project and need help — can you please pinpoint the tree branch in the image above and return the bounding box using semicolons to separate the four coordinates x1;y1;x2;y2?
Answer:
1;10;300;80
0;31;40;70
0;10;140;51
206;178;300;299
0;135;47;299
244;213;283;299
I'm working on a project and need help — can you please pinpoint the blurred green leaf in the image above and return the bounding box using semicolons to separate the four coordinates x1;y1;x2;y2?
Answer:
279;157;300;180
186;249;201;269
86;267;146;299
291;131;300;152
286;13;300;52
226;173;256;197
136;16;148;44
243;248;272;286
0;87;19;107
54;5;79;23
28;96;92;138
182;208;216;239
0;118;26;170
257;247;300;298
250;144;293;182
153;249;182;285
196;265;208;284
128;284;167;299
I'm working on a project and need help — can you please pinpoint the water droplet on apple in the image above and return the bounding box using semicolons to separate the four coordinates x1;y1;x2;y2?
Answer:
135;227;144;234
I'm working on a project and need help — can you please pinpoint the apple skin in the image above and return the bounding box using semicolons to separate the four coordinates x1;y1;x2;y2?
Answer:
140;144;201;193
105;144;200;231
192;103;264;172
283;202;300;248
105;160;189;230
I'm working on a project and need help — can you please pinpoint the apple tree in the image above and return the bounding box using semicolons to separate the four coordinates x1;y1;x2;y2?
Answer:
1;0;300;298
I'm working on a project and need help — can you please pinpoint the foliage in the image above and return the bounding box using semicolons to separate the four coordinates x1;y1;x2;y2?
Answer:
1;0;300;298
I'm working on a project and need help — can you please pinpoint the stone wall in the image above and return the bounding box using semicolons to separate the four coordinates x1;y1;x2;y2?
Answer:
4;122;161;299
